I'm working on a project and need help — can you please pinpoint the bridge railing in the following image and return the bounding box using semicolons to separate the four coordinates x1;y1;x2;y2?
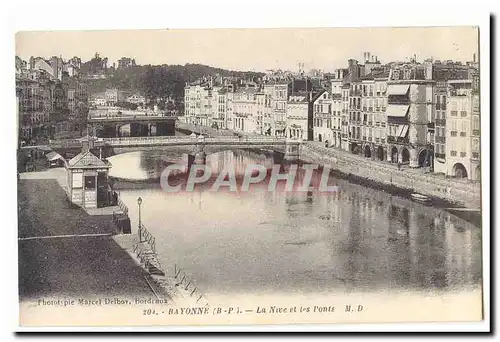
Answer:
49;135;288;148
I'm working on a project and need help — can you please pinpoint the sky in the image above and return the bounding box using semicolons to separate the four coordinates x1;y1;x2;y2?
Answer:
15;27;479;73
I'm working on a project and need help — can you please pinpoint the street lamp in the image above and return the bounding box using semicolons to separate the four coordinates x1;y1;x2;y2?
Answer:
137;197;143;242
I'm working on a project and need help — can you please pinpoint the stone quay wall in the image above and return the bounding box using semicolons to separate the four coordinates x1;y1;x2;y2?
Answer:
301;143;481;208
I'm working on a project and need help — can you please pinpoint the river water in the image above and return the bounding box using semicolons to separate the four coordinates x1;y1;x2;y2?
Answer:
108;148;482;297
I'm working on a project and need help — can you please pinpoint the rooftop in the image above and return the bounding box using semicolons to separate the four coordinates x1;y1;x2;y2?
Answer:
67;150;110;169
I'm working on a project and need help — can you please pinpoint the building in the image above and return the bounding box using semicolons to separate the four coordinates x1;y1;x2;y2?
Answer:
442;77;480;180
117;57;136;69
330;75;344;148
385;61;434;168
127;93;146;106
269;82;290;137
17;72;53;140
286;92;310;140
432;80;449;174
65;75;89;123
232;87;259;134
105;88;129;106
210;86;228;130
90;93;107;107
312;90;332;144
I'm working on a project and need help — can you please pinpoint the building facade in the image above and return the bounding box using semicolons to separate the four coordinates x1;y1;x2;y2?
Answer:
443;77;480;180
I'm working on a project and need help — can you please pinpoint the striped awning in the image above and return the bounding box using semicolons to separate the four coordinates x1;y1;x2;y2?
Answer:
387;84;410;95
387;105;409;117
397;125;409;138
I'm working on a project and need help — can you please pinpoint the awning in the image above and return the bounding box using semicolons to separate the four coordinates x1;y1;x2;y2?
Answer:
387;84;410;96
386;105;409;117
46;151;63;161
396;125;408;138
400;125;410;138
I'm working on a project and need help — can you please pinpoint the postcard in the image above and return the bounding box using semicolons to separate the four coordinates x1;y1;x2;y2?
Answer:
15;26;487;330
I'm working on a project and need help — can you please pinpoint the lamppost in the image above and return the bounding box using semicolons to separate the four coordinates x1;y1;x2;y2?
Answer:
137;197;143;242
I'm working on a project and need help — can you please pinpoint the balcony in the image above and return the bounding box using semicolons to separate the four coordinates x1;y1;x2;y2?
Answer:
473;129;480;136
362;136;367;141
368;121;373;126
387;136;409;144
381;138;386;143
472;152;480;160
375;137;380;143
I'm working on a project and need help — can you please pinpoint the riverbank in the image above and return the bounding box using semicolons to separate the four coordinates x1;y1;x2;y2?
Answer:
174;123;481;208
17;168;168;301
301;142;481;209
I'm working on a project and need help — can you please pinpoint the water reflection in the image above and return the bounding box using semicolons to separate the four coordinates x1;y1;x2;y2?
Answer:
109;150;482;295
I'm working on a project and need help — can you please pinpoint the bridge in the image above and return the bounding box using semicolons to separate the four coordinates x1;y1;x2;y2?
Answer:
87;114;177;137
43;135;302;162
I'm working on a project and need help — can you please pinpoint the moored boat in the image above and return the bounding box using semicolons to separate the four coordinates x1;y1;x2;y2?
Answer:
411;193;430;203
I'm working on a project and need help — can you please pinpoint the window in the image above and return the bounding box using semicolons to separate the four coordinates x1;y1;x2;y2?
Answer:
460;152;466;157
451;110;458;116
451;131;457;137
460;132;466;137
451;150;457;156
473;116;480;130
84;176;96;190
472;139;480;151
460;110;467;117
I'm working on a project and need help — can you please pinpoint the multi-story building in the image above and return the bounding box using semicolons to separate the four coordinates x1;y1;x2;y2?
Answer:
349;79;363;153
286;90;326;140
262;84;275;135
385;61;434;168
271;82;290;137
330;76;343;148
312;90;332;144
371;68;389;161
433;81;449;173
255;92;266;134
233;87;259;134
341;82;350;151
286;92;311;140
211;86;228;130
360;76;376;156
226;84;235;130
442;77;480;180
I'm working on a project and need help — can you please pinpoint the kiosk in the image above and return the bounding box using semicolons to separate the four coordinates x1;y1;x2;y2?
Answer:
65;143;111;209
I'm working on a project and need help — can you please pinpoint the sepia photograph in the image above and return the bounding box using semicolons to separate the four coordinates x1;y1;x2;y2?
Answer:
12;14;489;331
